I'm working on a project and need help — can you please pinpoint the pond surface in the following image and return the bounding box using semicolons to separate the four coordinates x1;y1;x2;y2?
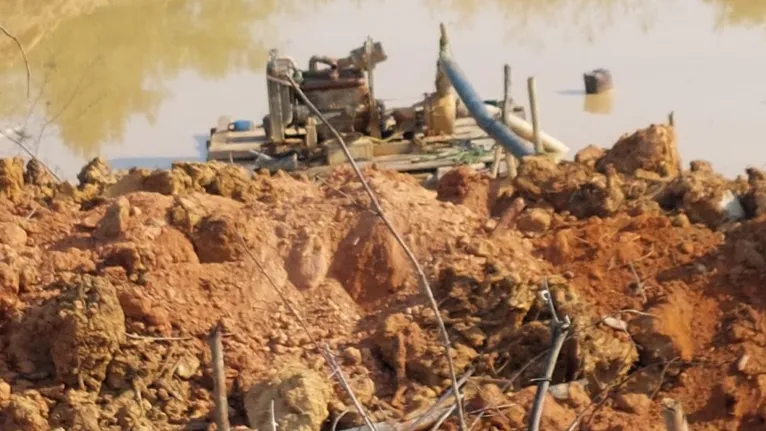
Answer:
1;0;765;180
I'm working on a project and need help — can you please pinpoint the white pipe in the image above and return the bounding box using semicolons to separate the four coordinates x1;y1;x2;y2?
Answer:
504;112;570;155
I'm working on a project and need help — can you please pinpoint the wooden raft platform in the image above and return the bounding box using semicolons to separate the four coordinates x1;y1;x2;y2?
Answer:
206;117;498;173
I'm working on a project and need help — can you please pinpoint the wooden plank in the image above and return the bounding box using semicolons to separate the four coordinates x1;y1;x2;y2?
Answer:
372;141;414;156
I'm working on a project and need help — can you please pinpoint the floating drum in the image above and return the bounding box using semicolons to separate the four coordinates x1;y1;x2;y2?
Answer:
228;120;254;132
583;69;613;94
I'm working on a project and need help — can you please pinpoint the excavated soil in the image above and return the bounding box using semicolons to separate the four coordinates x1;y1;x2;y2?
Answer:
2;123;766;430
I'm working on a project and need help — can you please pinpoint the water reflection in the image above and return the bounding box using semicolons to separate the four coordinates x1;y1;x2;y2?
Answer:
706;0;766;28
583;92;614;115
0;0;281;158
423;0;661;43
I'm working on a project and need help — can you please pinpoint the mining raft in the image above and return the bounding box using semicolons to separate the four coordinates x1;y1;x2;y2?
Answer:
206;32;568;181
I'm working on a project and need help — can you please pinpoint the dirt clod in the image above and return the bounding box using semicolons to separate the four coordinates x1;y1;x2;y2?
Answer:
244;365;332;431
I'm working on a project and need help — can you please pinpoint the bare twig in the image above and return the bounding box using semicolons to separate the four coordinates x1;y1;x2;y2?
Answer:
282;73;468;430
661;398;689;431
528;280;571;431
650;357;680;400
404;368;474;431
0;130;61;182
325;346;378;431
628;262;647;303
126;333;194;342
208;322;231;431
0;23;31;98
234;231;377;430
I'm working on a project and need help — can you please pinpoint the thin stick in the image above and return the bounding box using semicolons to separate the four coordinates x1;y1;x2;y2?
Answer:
405;368;475;431
270;399;278;431
208;322;230;431
324;346;379;431
283;73;468;430
527;77;543;154
126;333;194;342
234;231;377;430
661;398;689;431
668;111;675;127
528;281;571;431
0;131;61;182
0;23;31;99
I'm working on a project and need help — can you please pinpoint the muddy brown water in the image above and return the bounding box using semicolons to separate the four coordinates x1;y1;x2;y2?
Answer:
0;0;765;180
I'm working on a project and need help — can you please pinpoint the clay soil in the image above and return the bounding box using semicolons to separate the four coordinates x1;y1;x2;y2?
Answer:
3;124;766;430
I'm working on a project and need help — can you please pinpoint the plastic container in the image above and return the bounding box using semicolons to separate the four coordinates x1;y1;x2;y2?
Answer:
228;120;254;132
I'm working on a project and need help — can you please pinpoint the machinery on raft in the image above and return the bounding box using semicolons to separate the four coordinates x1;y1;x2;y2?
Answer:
206;28;568;181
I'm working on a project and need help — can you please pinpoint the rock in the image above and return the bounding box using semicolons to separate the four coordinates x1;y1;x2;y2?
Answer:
517;208;552;234
614;392;651;414
244;365;332;431
50;276;126;391
601;124;680;178
549;380;590;408
575;145;605;169
630;293;694;364
191;215;243;263
175;354;201;379
0;157;25;202
24;158;55;186
342;347;363;365
0;379;10;408
95;197;131;239
347;375;376;404
286;231;330;290
3;391;49;431
0;222;28;247
77;157;112;186
0;262;20;295
48;390;101;431
142;169;193;195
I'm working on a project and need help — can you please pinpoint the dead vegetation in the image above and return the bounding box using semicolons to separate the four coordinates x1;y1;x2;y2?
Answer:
2;122;766;430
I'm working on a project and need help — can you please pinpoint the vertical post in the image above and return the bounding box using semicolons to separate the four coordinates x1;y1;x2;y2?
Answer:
668;111;675;127
492;64;516;178
209;322;231;431
527;77;543;154
502;65;518;178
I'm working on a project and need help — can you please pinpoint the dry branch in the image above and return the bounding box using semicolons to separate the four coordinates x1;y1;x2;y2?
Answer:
208;322;231;431
0;23;31;98
278;73;468;430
